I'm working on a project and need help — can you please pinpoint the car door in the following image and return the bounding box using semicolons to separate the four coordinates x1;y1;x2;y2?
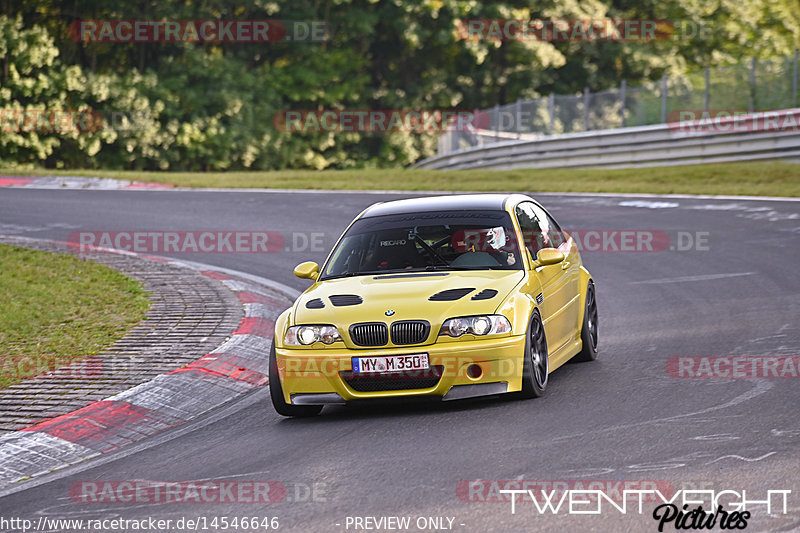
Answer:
515;202;573;351
528;202;581;341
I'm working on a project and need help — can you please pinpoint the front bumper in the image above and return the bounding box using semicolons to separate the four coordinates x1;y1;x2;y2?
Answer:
275;334;526;404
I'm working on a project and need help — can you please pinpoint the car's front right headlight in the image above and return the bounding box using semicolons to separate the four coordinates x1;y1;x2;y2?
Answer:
284;324;342;345
439;315;512;337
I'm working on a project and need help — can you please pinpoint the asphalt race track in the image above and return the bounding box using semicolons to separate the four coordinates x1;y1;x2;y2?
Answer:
0;188;798;532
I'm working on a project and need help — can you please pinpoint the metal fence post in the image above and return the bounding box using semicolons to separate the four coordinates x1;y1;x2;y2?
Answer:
583;87;590;131
704;66;709;112
548;93;555;134
620;80;627;128
493;103;500;141
476;108;484;147
749;57;756;112
661;73;668;123
793;49;798;108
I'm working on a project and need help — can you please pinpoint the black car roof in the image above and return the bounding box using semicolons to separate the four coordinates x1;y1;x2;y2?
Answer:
360;194;530;218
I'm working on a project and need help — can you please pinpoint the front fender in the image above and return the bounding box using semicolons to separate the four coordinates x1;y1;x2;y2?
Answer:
495;272;539;336
274;308;292;349
577;266;594;326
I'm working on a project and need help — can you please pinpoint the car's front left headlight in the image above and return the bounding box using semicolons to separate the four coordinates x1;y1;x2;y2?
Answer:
439;315;512;337
285;324;342;345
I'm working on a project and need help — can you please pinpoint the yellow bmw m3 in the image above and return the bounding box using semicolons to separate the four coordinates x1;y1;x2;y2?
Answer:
269;194;598;416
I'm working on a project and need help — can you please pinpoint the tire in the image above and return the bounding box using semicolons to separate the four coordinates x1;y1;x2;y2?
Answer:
269;340;322;417
519;310;548;398
573;280;598;362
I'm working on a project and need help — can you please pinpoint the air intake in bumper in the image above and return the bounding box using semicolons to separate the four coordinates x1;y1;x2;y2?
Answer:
340;365;444;392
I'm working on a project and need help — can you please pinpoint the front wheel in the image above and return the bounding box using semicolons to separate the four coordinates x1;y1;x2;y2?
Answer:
573;280;598;362
519;311;548;398
269;341;322;417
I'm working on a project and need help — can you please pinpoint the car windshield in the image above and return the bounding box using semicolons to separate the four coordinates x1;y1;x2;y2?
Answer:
320;210;522;279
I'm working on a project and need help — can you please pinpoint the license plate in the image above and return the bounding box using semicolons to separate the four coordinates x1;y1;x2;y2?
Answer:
351;354;429;374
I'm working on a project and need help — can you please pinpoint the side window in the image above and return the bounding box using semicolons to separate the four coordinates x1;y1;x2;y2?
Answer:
529;203;566;249
515;203;543;255
515;202;565;255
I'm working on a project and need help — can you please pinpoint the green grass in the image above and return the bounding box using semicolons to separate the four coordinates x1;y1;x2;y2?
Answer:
0;244;150;388
4;160;800;196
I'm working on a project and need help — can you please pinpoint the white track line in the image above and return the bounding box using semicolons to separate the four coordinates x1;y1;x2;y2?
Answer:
631;272;756;284
4;178;800;202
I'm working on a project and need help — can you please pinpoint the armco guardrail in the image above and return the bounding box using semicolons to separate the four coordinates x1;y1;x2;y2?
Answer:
414;109;800;170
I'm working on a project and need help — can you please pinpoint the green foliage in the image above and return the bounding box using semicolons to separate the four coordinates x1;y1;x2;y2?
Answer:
1;1;798;170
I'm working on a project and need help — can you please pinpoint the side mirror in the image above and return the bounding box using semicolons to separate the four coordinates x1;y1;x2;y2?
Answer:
293;261;320;280
535;248;565;267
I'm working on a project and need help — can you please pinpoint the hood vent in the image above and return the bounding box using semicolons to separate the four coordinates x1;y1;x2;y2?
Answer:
429;288;474;301
329;294;363;307
471;289;498;301
305;298;325;309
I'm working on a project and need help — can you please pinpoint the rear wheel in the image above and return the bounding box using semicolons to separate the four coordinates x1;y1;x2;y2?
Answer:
269;341;323;417
573;280;598;362
519;311;548;398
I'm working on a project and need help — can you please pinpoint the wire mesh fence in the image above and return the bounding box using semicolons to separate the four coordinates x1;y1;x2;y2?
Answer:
438;51;800;155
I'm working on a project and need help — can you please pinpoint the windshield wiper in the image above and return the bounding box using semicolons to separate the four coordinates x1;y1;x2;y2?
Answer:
425;265;502;271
